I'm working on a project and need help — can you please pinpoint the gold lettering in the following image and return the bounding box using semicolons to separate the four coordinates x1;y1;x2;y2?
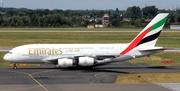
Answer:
34;49;37;55
66;49;70;52
46;48;51;55
66;49;80;52
28;48;63;55
77;49;80;52
34;49;42;55
51;48;54;55
42;48;45;54
55;49;62;54
29;48;33;55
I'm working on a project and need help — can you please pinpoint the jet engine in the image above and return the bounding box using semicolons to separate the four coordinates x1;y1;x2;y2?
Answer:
78;57;95;66
58;58;74;67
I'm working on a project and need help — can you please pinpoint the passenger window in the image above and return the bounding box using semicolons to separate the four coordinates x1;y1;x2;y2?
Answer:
8;52;12;54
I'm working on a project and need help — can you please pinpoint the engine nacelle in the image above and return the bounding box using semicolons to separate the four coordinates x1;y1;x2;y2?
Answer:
58;58;73;67
78;57;94;66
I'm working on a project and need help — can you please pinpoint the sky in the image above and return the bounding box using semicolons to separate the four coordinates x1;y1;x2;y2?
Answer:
1;0;180;10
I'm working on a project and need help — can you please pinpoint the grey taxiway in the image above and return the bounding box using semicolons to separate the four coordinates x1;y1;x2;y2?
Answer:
1;62;180;91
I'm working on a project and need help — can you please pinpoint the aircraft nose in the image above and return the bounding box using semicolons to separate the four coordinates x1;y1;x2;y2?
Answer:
3;54;12;62
3;54;8;61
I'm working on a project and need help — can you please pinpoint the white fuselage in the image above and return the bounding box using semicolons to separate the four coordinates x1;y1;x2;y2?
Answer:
3;43;163;67
4;44;127;63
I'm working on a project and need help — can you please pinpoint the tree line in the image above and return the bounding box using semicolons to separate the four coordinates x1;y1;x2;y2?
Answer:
0;6;180;28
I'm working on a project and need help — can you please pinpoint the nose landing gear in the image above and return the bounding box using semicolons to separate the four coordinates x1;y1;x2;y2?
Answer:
13;64;17;69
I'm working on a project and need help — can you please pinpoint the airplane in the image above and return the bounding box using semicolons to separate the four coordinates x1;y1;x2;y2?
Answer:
3;13;169;69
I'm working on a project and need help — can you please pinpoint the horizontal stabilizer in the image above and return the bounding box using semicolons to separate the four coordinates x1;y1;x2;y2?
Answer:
163;48;180;52
138;47;164;52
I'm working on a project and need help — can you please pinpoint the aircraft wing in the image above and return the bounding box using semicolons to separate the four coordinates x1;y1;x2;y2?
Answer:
41;56;76;64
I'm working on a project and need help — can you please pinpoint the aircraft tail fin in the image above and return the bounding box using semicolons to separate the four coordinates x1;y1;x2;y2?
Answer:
130;13;169;47
120;13;169;55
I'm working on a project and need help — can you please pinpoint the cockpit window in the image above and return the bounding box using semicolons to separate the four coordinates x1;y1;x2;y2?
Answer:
8;52;12;54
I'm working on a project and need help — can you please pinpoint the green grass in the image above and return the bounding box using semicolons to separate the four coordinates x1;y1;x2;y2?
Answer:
157;32;180;47
0;52;9;67
0;32;137;47
0;31;180;47
128;52;180;66
115;73;180;84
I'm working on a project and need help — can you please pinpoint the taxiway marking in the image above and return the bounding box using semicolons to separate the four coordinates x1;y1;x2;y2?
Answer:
0;70;59;91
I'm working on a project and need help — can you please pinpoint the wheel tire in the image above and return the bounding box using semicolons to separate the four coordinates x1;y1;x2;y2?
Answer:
92;66;95;69
13;66;17;69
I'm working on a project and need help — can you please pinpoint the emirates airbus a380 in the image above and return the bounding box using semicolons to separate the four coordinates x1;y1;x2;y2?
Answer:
4;13;169;69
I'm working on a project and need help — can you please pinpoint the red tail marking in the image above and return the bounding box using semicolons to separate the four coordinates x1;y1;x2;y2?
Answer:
120;26;153;54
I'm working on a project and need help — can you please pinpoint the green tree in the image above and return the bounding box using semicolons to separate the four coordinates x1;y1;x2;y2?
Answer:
115;8;119;13
21;16;31;26
124;6;141;19
0;16;3;26
142;6;158;18
134;19;143;27
111;19;120;27
173;12;180;23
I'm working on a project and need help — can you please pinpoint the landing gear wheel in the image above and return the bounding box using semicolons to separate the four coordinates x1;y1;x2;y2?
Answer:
13;64;17;69
13;66;17;69
92;66;95;69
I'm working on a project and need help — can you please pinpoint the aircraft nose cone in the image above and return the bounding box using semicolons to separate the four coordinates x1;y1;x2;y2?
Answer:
3;54;8;61
3;54;11;62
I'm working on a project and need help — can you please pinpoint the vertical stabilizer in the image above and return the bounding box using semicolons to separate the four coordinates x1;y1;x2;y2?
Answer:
121;13;169;55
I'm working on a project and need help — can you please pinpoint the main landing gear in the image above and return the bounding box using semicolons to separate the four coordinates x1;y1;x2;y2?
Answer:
13;63;17;69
